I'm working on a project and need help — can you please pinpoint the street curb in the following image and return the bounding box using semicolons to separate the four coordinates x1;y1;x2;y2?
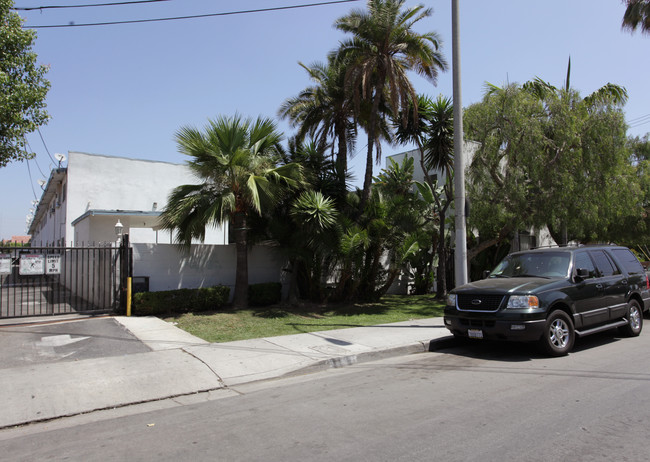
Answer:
279;335;456;380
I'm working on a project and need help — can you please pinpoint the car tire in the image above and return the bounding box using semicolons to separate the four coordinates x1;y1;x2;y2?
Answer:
539;310;575;357
619;300;643;337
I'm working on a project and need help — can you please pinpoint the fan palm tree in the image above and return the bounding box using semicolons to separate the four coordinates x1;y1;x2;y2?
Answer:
622;0;650;34
332;0;447;210
160;115;305;309
278;57;356;198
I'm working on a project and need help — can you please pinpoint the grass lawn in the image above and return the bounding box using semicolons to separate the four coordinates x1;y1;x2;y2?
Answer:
163;294;445;343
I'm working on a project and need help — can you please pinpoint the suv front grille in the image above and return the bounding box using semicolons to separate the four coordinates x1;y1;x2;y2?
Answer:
457;294;505;312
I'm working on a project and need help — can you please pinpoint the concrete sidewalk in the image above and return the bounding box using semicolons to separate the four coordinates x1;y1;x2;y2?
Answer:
0;316;452;429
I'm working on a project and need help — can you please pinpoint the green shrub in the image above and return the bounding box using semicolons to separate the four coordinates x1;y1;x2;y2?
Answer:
132;286;230;316
248;282;282;306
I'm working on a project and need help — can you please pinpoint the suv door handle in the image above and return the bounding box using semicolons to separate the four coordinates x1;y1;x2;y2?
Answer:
596;284;603;289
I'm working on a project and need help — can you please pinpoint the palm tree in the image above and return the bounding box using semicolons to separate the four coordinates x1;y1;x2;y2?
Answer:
278;57;356;198
394;94;454;297
622;0;650;34
160;115;304;309
332;0;447;209
424;95;454;298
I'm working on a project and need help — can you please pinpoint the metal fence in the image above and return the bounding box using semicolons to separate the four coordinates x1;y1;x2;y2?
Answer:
0;245;126;319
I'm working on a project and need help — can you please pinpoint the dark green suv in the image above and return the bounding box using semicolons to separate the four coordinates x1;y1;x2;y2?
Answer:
444;245;650;356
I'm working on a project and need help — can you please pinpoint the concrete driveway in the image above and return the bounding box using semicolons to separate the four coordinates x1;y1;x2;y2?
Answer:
0;316;150;369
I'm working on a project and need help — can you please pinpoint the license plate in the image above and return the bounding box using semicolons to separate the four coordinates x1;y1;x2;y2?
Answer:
468;329;483;339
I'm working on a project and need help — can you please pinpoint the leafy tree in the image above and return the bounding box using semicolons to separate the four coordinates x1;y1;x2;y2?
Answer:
0;0;50;168
520;64;629;244
160;115;305;309
616;134;650;245
628;134;650;163
622;0;650;35
332;0;447;209
464;81;640;263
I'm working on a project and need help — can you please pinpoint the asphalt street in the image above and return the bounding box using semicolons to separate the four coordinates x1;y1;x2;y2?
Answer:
0;317;150;369
1;327;649;461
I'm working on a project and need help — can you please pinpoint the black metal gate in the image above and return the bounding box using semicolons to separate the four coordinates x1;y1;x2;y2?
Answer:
0;244;128;319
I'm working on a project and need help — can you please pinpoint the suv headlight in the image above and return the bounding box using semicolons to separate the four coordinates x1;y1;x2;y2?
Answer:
507;295;539;309
447;293;457;307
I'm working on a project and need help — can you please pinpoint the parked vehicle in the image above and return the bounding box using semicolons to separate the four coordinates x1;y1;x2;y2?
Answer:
444;245;650;356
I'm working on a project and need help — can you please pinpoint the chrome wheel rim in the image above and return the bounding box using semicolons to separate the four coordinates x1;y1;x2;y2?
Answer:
549;319;569;349
630;305;641;331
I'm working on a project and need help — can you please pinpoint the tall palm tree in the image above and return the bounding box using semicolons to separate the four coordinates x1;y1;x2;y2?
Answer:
395;94;454;297
160;115;304;309
425;95;454;298
332;0;447;209
622;0;650;34
278;57;356;198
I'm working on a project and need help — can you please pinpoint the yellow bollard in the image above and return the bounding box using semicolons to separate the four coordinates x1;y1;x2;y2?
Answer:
126;277;132;317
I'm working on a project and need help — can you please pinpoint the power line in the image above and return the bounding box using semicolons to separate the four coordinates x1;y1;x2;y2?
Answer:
628;113;650;124
14;0;173;11
630;120;650;129
23;0;362;29
24;138;47;177
36;127;57;165
25;158;39;201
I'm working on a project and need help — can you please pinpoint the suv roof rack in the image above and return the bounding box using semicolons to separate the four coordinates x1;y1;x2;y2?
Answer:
530;243;618;250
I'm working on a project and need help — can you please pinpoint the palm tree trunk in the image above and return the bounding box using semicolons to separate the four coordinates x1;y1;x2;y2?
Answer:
335;125;348;197
285;257;300;305
233;211;248;309
360;80;386;211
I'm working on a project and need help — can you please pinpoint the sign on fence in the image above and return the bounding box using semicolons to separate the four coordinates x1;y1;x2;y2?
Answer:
19;254;45;276
0;254;10;274
46;254;61;275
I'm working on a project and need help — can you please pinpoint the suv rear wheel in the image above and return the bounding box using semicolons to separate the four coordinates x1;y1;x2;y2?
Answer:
539;310;575;357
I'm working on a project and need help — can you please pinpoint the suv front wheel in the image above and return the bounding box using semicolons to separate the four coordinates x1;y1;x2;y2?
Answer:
539;310;575;357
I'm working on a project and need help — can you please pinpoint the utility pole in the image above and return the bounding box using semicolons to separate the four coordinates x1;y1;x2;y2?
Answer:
452;0;468;286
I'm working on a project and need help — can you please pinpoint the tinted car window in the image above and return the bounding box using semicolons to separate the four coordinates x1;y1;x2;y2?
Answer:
491;251;570;278
574;252;597;278
611;248;644;275
590;250;620;276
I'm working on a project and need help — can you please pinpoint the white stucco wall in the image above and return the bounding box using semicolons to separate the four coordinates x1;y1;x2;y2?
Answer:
63;152;227;246
386;141;479;186
30;170;68;246
132;243;289;299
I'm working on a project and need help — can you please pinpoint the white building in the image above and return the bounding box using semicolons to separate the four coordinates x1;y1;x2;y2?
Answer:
29;151;227;247
28;152;287;295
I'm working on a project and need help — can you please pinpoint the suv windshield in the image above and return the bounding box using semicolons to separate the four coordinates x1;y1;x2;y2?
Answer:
490;251;571;278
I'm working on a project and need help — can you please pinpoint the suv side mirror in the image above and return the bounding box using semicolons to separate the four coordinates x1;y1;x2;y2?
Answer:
482;270;491;279
575;268;590;281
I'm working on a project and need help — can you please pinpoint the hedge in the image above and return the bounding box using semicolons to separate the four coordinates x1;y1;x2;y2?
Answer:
248;282;282;306
132;286;230;316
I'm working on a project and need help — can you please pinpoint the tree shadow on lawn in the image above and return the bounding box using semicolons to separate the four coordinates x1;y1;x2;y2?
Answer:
176;294;444;320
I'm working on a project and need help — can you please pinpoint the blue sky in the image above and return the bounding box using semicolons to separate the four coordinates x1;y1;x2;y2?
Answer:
1;0;649;239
